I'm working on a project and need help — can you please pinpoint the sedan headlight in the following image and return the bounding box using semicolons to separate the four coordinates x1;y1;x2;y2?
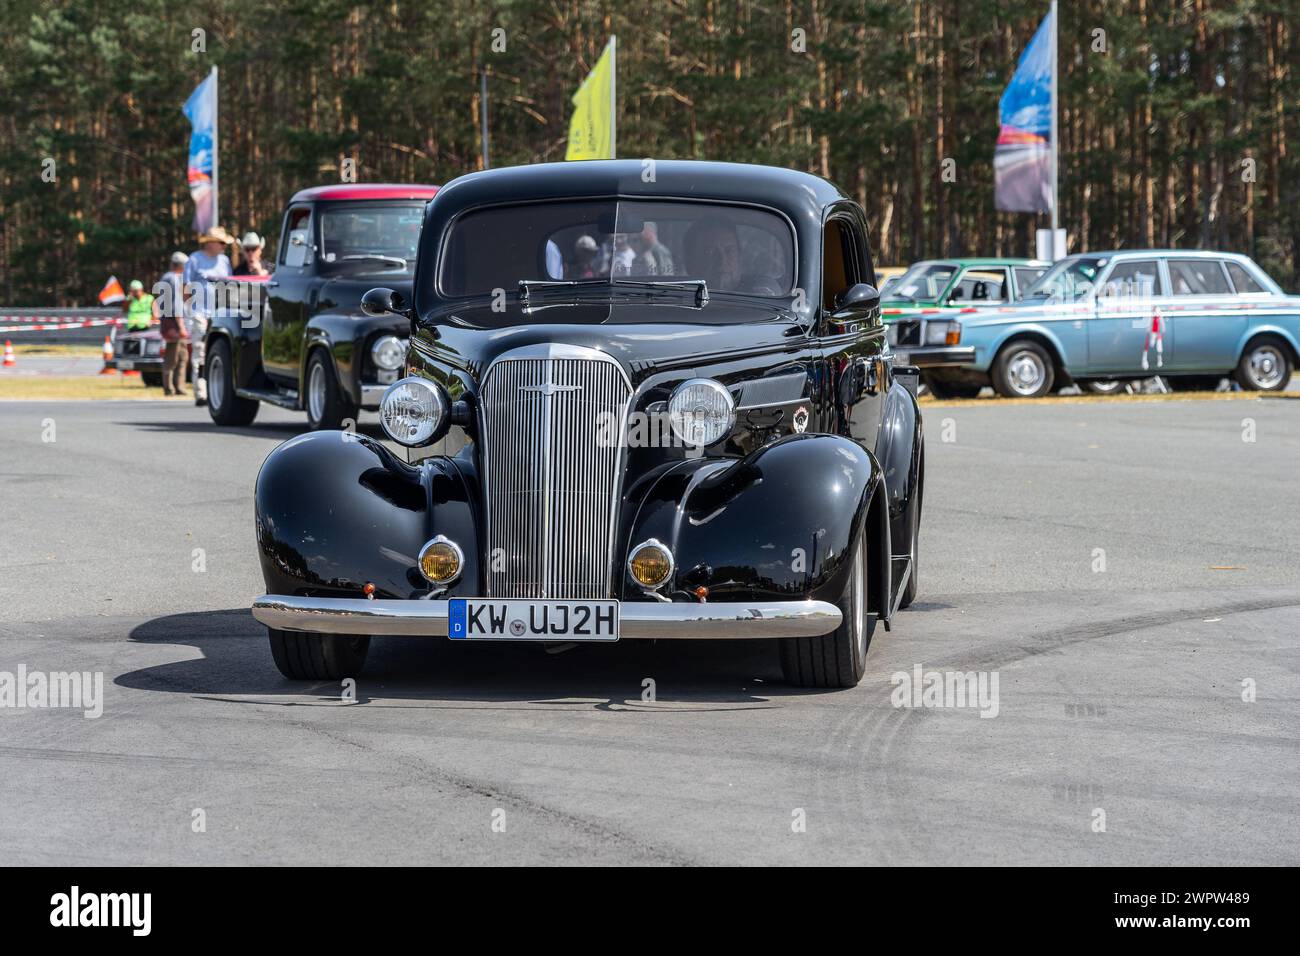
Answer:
668;378;735;449
379;377;448;446
924;320;961;346
371;335;406;371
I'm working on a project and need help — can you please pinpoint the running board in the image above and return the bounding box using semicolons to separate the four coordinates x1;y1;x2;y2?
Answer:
236;387;299;410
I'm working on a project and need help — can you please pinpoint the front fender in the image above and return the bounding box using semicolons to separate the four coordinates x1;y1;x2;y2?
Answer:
303;312;408;406
622;434;883;606
255;431;478;600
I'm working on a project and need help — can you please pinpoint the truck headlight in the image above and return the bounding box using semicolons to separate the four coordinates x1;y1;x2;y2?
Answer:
667;378;735;449
371;335;406;371
379;377;448;446
925;321;961;346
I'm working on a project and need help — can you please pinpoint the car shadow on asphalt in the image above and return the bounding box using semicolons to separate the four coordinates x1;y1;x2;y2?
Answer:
121;420;385;440
116;608;843;707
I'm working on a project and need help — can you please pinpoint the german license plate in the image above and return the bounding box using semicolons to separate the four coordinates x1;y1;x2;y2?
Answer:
448;599;619;642
118;360;133;370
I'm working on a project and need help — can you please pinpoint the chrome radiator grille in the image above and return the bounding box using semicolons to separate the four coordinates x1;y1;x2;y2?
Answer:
480;347;631;599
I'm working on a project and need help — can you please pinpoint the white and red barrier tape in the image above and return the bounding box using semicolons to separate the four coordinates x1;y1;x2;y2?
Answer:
0;316;122;333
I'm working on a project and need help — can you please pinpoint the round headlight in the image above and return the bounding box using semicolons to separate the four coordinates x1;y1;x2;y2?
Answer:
628;538;674;589
380;376;448;446
418;535;463;584
667;378;735;449
371;335;406;371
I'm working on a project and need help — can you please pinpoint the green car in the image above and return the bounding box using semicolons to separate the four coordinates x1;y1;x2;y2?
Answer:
882;258;1049;397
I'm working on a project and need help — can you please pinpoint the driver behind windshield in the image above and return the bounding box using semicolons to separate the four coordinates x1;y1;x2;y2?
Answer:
685;217;742;290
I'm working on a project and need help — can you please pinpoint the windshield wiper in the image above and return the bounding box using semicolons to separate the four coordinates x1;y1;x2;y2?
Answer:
338;254;408;268
518;278;709;308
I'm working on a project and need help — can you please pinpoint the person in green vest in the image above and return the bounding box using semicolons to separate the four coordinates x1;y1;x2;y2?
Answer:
122;280;155;331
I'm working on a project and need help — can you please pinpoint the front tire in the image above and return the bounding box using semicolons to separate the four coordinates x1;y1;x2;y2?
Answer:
305;349;358;430
992;340;1055;398
141;370;163;388
1234;337;1292;392
268;628;370;680
779;530;873;688
206;338;259;426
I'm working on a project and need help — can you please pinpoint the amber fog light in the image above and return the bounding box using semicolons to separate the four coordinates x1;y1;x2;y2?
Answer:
419;535;464;584
628;539;674;589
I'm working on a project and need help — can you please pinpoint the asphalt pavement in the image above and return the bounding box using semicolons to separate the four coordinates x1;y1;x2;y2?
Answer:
0;396;1297;865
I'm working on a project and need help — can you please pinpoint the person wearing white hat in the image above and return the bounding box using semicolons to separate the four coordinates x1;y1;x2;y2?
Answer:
182;227;234;405
234;232;269;277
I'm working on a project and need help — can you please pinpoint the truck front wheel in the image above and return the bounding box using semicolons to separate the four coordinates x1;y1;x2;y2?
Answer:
305;349;358;430
206;338;259;426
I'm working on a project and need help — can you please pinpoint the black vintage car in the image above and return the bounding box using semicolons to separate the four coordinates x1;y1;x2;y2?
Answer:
250;161;924;688
205;183;439;429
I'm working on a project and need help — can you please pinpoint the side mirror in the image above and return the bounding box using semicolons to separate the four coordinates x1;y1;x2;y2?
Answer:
361;287;409;318
834;283;880;316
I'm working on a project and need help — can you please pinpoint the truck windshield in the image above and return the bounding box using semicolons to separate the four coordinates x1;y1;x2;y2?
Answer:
438;199;795;299
318;202;424;272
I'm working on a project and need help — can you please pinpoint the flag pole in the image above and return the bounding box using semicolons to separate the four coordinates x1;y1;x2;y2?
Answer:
609;36;617;158
211;65;220;230
479;61;491;169
1048;1;1059;241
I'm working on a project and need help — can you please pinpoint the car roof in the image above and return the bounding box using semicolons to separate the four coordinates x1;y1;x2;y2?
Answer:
288;183;440;203
430;160;848;223
1062;249;1253;261
909;257;1049;269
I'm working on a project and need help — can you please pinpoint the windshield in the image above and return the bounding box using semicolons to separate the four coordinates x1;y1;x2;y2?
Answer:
318;202;424;272
1022;256;1107;302
438;200;795;298
888;262;957;302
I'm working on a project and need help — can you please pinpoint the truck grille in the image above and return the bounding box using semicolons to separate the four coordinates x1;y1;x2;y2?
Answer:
479;346;631;599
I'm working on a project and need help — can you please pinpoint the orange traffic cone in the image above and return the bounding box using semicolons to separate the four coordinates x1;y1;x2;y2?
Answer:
2;341;14;368
99;335;115;374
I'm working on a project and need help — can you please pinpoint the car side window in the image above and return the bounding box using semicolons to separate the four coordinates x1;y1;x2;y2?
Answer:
1013;267;1047;295
1224;261;1266;294
949;269;1008;304
1168;259;1231;296
1102;260;1164;298
281;206;313;268
821;217;860;311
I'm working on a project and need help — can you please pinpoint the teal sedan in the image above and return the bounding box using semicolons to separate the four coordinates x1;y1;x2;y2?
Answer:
922;250;1299;398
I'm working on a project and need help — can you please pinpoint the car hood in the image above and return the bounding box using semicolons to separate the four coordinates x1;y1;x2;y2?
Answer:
318;275;416;317
418;298;806;375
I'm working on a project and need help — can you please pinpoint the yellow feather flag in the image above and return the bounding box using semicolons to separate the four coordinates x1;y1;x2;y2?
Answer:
565;37;616;160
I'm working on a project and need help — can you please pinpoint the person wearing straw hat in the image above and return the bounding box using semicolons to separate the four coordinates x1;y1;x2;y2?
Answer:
181;226;234;405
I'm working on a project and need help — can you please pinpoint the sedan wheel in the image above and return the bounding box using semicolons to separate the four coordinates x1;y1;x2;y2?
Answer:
268;628;370;680
779;530;872;688
1079;378;1124;395
992;340;1055;398
1235;340;1292;392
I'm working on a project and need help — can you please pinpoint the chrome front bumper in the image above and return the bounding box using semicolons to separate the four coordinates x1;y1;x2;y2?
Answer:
251;594;841;640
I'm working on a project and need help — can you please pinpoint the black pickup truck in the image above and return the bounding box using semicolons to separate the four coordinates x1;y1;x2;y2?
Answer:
204;183;438;429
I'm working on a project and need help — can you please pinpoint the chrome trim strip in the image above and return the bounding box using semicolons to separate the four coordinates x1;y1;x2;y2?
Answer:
252;594;841;640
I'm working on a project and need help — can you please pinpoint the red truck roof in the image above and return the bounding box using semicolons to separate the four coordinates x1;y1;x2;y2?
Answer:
288;183;440;203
